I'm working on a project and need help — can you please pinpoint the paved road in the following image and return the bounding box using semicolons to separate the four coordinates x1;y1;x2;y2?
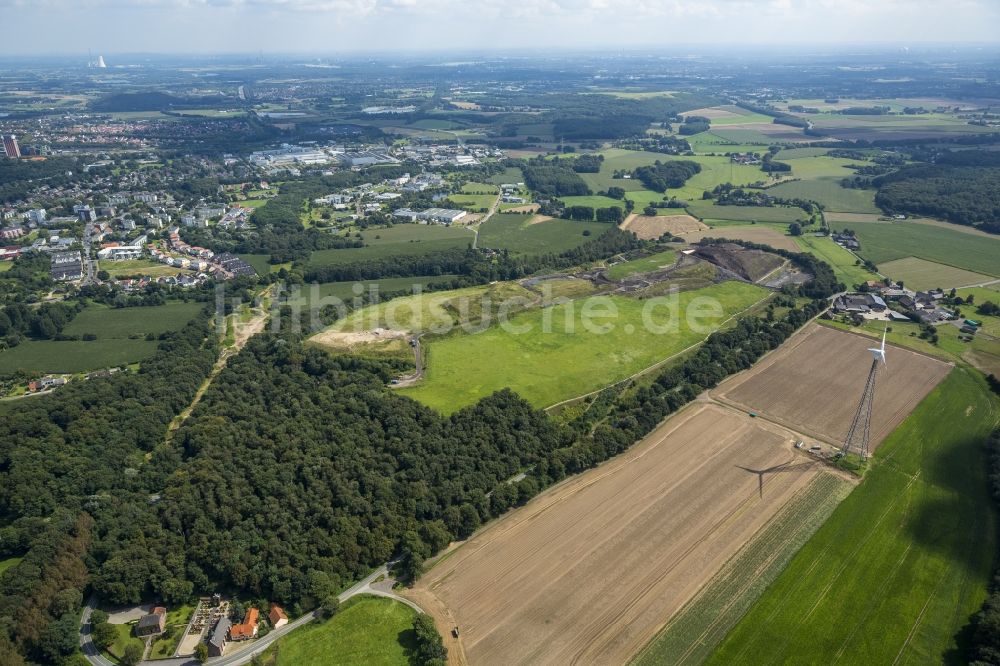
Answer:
80;564;419;666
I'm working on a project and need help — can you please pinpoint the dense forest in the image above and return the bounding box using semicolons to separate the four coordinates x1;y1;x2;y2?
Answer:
0;311;219;664
874;152;1000;233
633;160;702;192
969;427;1000;665
520;164;591;196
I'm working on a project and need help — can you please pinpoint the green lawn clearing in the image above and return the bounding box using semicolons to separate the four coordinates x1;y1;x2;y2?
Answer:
269;595;417;666
399;281;767;412
477;213;608;255
606;250;678;280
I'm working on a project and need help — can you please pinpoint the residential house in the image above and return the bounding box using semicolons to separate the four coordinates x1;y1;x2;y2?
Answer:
135;607;167;638
229;608;259;642
269;604;288;630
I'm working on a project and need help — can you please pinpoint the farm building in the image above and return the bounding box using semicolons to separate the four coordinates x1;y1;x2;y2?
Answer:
832;293;887;314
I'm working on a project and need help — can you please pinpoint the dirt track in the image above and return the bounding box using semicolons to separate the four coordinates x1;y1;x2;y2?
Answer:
713;323;951;449
411;403;826;665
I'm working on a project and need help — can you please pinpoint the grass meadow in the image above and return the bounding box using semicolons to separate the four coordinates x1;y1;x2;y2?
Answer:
0;301;203;374
768;179;880;213
269;596;417;666
398;281;767;412
793;234;877;287
849;221;1000;277
308;225;475;268
606;249;678;280
708;367;999;665
878;257;994;291
477;213;608;254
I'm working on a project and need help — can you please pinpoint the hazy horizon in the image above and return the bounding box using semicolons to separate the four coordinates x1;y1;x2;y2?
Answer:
3;0;999;56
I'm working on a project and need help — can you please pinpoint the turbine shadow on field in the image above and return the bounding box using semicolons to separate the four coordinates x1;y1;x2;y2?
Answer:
736;460;817;498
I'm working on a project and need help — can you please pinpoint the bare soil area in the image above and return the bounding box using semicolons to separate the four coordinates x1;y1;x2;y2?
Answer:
682;225;801;252
622;214;707;240
713;323;951;449
411;402;825;666
308;327;408;349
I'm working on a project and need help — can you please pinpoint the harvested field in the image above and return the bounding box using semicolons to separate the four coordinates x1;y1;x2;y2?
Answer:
502;204;540;214
713;323;951;449
621;214;706;240
411;402;829;666
682;225;800;252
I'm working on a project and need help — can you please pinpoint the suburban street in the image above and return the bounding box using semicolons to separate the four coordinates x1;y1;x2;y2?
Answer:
79;564;419;666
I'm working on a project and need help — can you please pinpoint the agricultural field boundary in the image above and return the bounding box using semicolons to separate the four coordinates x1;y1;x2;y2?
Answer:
631;472;853;666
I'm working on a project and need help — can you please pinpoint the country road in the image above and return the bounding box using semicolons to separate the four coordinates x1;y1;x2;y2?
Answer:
80;564;420;666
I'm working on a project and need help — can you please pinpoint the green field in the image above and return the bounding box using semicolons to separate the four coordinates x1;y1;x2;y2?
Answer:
99;259;189;278
63;302;204;339
849;221;1000;277
709;367;999;665
477;213;608;255
793;234;876;288
878;257;994;291
559;195;627;211
634;473;853;666
399;281;767;412
270;596;417;666
687;202;805;224
446;193;494;211
324;282;532;337
309;225;475;268
460;182;499;194
489;166;524;185
606;250;678;280
286;275;462;306
0;301;203;375
768;179;879;213
0;263;13;273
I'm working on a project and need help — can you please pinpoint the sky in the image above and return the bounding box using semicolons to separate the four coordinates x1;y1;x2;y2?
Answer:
2;0;999;55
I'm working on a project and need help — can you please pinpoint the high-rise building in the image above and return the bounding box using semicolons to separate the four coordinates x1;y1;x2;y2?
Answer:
2;134;20;159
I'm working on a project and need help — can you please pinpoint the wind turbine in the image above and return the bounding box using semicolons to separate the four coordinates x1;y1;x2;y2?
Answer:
842;328;888;461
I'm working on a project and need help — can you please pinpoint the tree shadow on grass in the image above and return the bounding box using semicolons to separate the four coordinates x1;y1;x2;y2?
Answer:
398;627;421;666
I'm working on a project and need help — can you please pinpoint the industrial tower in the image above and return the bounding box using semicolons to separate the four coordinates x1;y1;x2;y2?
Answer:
841;330;887;461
